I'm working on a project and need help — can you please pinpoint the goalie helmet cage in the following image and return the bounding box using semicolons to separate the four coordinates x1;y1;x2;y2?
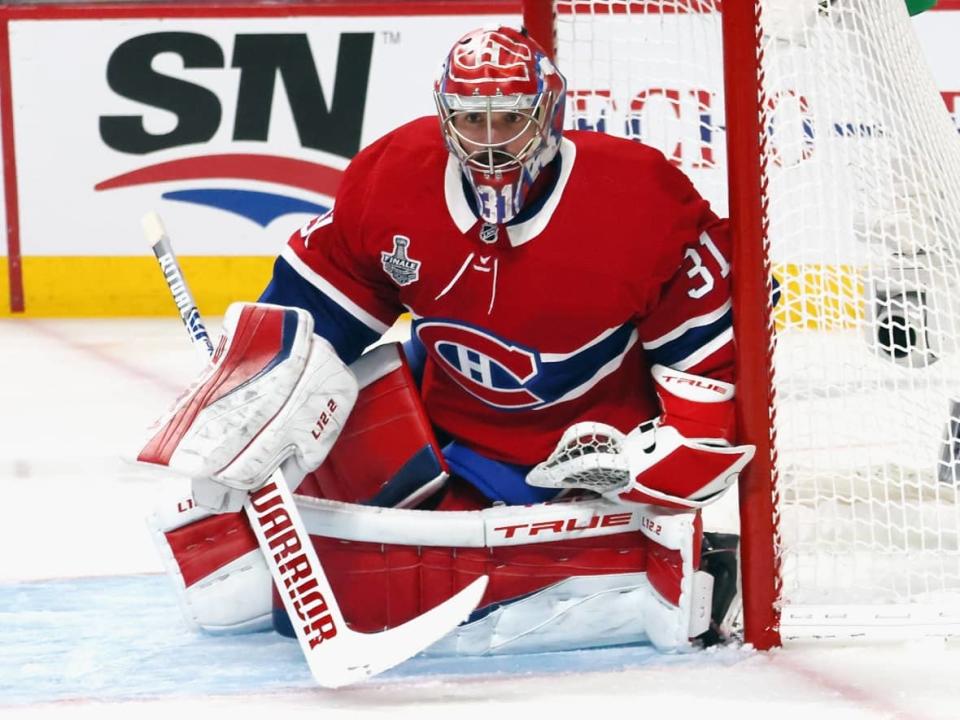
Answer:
521;0;960;648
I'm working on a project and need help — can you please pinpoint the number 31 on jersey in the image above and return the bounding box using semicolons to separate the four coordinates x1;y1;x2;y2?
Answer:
685;232;730;299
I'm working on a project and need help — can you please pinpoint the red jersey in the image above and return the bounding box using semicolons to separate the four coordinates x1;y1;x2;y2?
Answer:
262;117;733;466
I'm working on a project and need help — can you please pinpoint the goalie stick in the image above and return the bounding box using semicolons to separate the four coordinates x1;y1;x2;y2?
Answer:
141;211;488;688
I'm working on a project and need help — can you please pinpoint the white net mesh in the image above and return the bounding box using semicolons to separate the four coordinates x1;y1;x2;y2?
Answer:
550;0;960;635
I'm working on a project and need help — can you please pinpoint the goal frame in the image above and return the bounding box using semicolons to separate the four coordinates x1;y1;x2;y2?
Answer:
518;0;807;650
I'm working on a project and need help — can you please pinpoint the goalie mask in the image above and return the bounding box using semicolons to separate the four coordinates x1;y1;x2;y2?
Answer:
434;27;566;225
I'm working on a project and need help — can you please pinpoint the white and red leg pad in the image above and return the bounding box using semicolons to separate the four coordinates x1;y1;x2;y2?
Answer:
294;342;449;508
271;498;714;653
638;507;714;648
272;528;650;651
147;496;272;634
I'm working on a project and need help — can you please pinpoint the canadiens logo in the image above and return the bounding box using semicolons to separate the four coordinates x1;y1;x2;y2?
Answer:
412;319;639;412
380;235;421;286
415;319;544;409
450;30;532;83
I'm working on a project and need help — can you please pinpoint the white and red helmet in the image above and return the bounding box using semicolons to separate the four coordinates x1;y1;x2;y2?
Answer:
434;27;567;225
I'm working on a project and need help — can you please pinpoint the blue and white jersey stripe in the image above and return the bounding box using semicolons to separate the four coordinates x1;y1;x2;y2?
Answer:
641;300;732;370
260;252;384;364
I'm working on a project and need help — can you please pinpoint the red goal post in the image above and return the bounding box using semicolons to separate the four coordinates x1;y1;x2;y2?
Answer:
522;0;960;649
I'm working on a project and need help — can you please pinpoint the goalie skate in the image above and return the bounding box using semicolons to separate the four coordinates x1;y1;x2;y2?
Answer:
694;532;741;648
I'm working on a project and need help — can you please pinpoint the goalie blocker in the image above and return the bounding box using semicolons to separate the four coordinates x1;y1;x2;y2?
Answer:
148;341;738;653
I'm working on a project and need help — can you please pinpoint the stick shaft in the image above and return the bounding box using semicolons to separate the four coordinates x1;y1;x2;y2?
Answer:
142;211;214;364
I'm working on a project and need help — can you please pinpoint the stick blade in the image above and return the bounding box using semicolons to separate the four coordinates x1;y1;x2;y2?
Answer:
311;575;489;688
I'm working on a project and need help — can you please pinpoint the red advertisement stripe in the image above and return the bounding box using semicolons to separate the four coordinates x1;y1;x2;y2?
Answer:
95;154;343;198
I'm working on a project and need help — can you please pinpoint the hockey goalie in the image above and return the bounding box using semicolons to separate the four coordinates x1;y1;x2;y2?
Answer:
139;26;754;660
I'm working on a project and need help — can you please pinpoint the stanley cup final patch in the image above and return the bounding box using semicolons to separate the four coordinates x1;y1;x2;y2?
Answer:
381;235;421;286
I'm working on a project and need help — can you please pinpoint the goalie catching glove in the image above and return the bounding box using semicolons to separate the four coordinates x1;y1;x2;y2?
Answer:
138;302;358;512
527;365;754;509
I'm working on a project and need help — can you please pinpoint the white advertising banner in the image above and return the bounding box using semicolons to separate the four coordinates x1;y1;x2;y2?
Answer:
0;3;955;316
914;10;960;134
7;12;519;258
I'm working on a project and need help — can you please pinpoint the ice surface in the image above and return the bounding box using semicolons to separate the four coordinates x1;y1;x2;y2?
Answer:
2;318;959;720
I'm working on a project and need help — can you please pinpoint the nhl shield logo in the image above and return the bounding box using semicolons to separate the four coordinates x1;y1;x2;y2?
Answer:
381;235;421;286
479;223;499;244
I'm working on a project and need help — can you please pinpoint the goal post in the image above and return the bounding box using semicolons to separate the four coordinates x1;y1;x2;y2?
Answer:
522;0;960;647
720;0;781;651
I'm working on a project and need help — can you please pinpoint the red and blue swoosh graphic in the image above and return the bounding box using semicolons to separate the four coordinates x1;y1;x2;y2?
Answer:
94;153;344;226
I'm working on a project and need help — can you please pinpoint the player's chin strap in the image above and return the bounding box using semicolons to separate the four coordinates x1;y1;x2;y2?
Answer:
526;365;755;509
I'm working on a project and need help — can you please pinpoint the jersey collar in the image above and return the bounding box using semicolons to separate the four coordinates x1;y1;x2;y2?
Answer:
443;137;578;248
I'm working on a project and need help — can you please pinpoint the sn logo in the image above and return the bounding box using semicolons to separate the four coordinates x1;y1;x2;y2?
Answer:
100;32;374;158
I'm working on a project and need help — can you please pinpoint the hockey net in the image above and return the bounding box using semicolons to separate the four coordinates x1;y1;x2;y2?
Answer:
523;0;960;645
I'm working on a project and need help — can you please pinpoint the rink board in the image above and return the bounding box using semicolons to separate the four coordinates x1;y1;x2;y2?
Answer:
1;2;959;317
0;2;521;316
